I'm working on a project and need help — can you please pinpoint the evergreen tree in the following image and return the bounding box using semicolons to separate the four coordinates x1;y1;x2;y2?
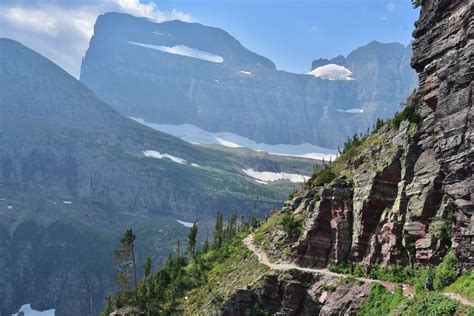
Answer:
213;212;223;248
202;232;209;253
187;222;198;258
144;257;152;279
114;228;138;294
251;202;258;228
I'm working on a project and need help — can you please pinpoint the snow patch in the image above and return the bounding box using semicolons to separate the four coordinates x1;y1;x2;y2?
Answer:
215;137;241;148
307;64;354;80
7;205;13;210
337;108;364;114
62;201;72;205
143;150;187;164
243;169;309;184
190;163;201;168
152;31;172;36
239;70;252;75
132;118;338;161
12;304;55;316
177;220;194;228
129;41;224;63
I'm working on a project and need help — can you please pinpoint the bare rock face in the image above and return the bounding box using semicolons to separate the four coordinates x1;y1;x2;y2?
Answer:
283;0;473;270
411;0;473;270
292;178;353;267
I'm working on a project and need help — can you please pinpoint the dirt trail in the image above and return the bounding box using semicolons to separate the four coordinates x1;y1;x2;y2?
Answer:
243;234;413;296
442;292;474;307
244;234;474;307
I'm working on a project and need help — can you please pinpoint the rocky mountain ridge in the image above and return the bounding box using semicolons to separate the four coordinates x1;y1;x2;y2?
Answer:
80;13;417;149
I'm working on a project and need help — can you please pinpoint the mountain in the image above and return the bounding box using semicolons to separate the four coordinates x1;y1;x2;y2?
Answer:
101;0;473;314
80;13;417;149
0;38;316;315
311;41;418;121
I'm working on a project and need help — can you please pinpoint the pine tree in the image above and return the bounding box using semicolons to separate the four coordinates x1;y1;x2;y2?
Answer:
114;228;138;295
213;212;223;248
251;202;258;228
187;222;198;258
144;257;152;279
202;231;209;253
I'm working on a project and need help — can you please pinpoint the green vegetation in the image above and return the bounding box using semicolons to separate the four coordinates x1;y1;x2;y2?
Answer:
100;213;267;315
391;92;421;128
279;213;304;240
339;276;363;286
433;251;457;290
307;166;337;187
358;285;471;316
405;292;460;316
328;251;460;292
444;270;474;302
357;284;405;316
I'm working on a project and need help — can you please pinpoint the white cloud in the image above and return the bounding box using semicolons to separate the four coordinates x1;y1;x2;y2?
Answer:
0;0;193;78
386;2;397;12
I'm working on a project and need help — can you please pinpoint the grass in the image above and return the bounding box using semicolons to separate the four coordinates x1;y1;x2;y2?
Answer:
444;270;474;302
253;211;303;262
181;232;269;314
357;284;405;316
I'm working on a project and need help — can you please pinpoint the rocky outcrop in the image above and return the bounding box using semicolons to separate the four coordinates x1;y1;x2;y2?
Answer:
224;271;370;316
411;0;473;270
292;178;353;267
80;13;417;149
281;0;473;270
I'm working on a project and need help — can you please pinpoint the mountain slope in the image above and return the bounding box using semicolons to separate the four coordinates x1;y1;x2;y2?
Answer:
0;38;315;315
80;13;417;149
100;0;472;314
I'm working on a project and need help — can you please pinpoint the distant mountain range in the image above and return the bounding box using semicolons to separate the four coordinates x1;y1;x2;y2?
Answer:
80;12;418;149
0;38;315;315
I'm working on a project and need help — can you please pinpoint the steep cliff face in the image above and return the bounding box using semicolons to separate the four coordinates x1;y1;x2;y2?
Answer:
411;0;473;270
80;13;417;148
265;0;473;271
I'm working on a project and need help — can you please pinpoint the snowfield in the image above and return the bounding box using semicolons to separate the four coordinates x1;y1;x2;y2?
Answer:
12;304;55;316
132;118;338;161
307;64;354;80
129;41;224;63
177;220;194;228
143;150;187;164
242;168;309;184
239;70;252;75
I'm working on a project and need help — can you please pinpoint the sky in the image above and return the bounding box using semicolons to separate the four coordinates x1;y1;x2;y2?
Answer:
0;0;420;78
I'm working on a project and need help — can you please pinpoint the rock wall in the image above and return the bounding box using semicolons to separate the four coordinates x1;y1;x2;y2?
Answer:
286;0;473;270
411;0;473;270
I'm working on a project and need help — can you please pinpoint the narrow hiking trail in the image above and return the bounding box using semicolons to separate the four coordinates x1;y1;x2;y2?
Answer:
243;234;414;296
443;293;474;307
244;234;474;307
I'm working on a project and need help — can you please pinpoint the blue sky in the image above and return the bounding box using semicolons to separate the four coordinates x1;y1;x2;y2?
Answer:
0;0;419;77
151;0;420;72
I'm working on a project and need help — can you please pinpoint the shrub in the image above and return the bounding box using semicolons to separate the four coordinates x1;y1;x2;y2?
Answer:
433;251;457;290
444;270;474;301
358;284;405;316
308;168;337;187
279;213;303;240
410;292;458;316
322;284;337;292
391;92;421;128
